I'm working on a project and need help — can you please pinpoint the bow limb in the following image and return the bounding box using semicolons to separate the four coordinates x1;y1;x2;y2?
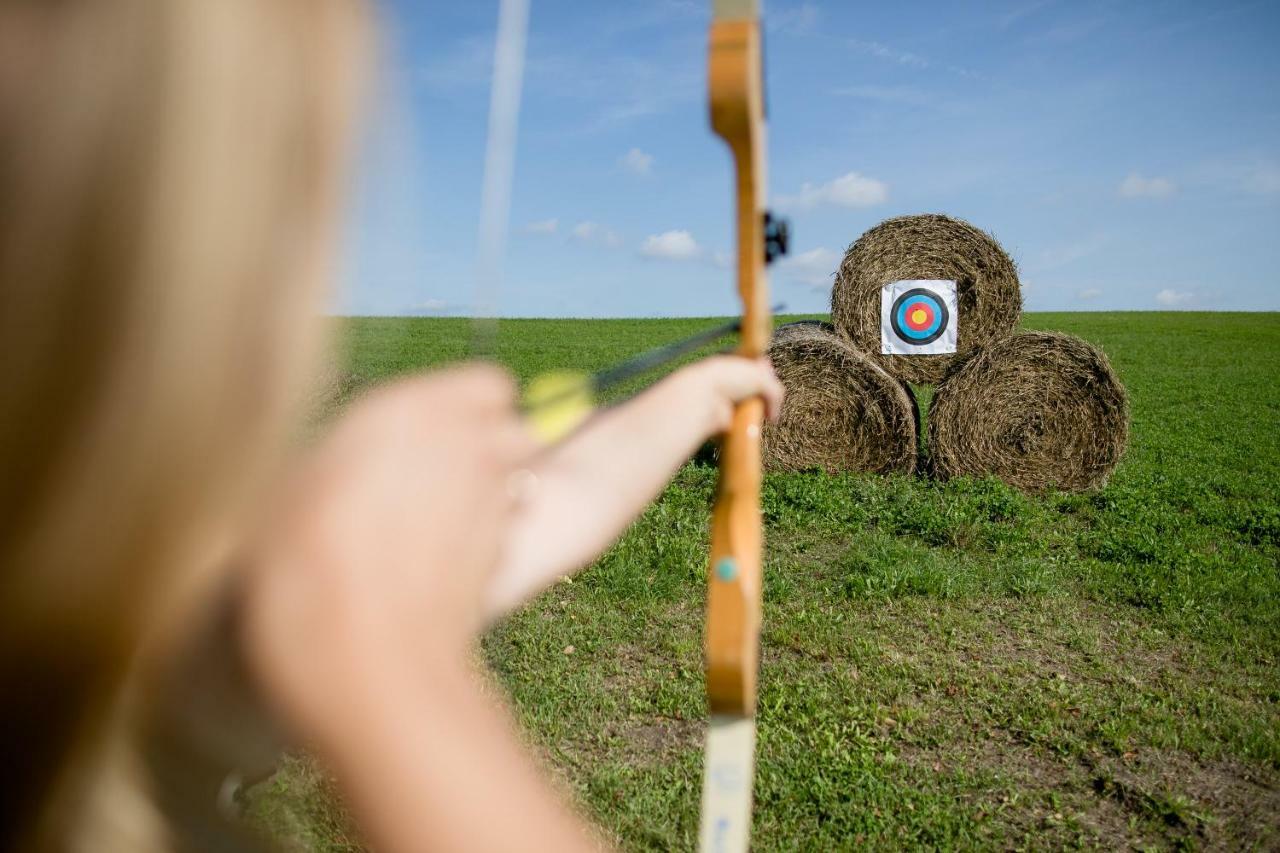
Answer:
700;2;770;850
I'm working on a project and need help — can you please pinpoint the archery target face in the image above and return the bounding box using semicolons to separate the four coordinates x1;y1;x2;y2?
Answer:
880;280;958;355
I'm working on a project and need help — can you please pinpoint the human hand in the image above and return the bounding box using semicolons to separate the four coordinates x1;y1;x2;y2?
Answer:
676;355;784;436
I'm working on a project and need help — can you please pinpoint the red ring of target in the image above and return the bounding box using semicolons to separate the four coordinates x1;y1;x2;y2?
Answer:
904;302;935;332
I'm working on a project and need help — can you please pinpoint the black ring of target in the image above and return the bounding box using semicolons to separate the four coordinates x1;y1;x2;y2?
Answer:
890;287;950;346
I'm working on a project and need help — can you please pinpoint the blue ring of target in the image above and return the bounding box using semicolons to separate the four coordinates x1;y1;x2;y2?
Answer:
890;288;950;345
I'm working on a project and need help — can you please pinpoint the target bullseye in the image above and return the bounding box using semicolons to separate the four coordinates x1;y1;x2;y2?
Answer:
891;288;948;345
880;280;958;355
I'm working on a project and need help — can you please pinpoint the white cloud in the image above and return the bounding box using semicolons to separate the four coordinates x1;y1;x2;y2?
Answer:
769;3;820;35
848;39;930;69
620;147;654;175
525;218;559;235
1119;173;1176;199
847;38;985;80
410;298;450;315
570;221;622;248
1077;288;1102;300
998;0;1053;29
1155;288;1193;307
777;172;889;211
571;221;600;241
779;247;842;289
712;251;731;269
640;230;701;261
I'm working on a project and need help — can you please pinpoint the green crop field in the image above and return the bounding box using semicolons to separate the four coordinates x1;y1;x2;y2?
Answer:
246;312;1280;850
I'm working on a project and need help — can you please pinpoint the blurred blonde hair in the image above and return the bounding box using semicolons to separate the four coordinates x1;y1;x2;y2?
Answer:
0;0;369;848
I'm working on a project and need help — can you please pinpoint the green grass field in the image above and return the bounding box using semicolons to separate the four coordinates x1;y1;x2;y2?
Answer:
246;312;1280;850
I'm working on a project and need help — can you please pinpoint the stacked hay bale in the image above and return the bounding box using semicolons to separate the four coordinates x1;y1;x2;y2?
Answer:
768;213;1129;493
762;322;917;474
831;214;1022;384
928;332;1128;492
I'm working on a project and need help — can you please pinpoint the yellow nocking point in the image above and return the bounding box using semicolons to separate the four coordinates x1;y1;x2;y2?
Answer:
524;370;595;445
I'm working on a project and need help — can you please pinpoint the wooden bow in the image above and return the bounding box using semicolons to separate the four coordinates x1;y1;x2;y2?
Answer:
699;1;773;850
473;3;780;846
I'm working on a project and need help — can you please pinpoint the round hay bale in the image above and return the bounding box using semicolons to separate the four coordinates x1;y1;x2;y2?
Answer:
762;323;918;474
773;319;836;341
831;213;1022;384
928;331;1129;493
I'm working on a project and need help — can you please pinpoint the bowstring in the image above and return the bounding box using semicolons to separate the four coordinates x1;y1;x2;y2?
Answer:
472;0;531;360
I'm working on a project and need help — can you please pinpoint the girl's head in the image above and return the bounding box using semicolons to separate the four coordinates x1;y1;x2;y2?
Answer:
0;0;369;846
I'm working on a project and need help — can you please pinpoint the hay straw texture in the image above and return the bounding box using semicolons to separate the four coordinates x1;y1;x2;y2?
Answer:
762;322;918;474
831;214;1022;384
928;331;1129;493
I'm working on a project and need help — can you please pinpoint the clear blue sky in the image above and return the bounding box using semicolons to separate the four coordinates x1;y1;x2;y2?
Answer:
341;0;1280;317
